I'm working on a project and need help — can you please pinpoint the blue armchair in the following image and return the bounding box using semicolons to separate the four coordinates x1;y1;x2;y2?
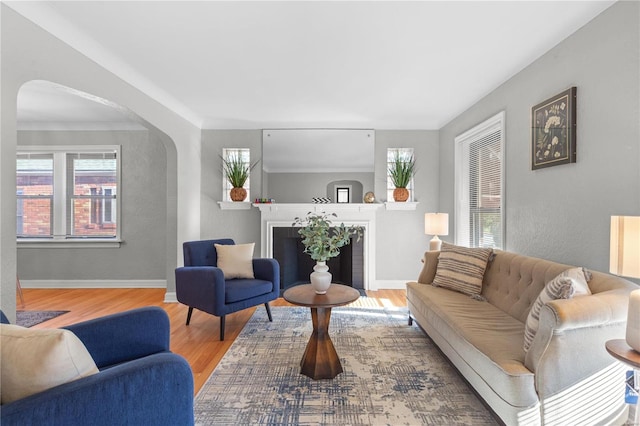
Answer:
175;239;280;340
0;307;194;426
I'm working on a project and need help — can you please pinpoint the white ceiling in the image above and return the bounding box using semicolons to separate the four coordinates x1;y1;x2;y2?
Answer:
8;1;615;130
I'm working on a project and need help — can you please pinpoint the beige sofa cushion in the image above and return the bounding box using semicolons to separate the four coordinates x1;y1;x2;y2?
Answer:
407;282;538;408
432;243;493;296
1;324;99;404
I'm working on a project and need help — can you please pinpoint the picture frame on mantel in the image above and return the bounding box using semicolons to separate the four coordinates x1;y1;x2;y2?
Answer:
531;86;577;170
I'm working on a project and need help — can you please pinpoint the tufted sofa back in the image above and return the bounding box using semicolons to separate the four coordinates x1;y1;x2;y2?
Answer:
482;250;635;323
481;251;570;323
417;248;636;324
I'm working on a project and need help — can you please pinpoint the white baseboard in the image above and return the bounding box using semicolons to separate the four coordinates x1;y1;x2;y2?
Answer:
20;279;167;289
371;280;409;290
163;292;178;303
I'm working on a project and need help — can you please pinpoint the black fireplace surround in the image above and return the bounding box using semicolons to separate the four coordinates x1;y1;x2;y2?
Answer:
272;227;364;290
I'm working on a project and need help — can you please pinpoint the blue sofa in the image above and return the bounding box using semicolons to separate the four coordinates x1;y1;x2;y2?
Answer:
0;307;194;426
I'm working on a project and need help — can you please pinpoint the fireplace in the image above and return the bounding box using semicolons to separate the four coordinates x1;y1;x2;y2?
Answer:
255;203;382;290
272;227;364;290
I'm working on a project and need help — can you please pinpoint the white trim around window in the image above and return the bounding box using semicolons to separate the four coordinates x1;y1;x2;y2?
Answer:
16;145;122;247
454;111;505;249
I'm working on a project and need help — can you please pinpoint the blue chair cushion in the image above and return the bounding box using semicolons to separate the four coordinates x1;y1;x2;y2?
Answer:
225;279;273;304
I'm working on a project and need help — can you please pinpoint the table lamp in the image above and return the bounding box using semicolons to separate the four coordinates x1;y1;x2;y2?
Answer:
610;215;640;352
425;213;449;251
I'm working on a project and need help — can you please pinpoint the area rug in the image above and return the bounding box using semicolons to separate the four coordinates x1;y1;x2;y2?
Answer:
16;310;69;328
194;306;497;425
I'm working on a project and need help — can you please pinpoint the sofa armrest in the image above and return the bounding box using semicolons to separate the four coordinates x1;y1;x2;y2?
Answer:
525;288;631;397
0;352;194;426
253;258;280;289
63;307;170;369
417;250;440;284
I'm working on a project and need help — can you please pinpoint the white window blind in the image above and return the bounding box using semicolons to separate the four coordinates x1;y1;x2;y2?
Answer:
455;112;505;249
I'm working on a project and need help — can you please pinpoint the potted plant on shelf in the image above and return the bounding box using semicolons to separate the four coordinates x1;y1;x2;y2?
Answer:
222;154;258;202
292;212;363;294
388;152;416;202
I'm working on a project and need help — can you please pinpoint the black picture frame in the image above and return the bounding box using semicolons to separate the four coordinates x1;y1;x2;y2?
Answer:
531;87;577;170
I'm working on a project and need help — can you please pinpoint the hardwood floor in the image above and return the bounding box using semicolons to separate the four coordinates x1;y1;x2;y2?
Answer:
18;288;407;394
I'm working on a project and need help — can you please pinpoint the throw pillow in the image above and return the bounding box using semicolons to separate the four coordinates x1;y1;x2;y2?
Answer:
432;242;493;296
523;267;592;352
215;242;255;279
1;324;99;404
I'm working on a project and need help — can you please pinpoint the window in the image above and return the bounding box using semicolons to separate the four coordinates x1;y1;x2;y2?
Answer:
16;146;120;240
455;112;504;249
222;148;252;202
387;147;414;202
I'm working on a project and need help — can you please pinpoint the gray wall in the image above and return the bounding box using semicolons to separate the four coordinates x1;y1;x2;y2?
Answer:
439;1;640;277
17;130;168;281
265;172;374;203
375;130;440;281
201;130;263;251
200;129;440;283
2;5;198;319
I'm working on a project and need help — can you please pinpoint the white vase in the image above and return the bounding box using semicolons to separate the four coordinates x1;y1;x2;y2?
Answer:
310;261;332;294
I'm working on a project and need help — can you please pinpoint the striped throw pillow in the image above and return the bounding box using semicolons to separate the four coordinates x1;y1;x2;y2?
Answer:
432;243;493;296
523;267;592;352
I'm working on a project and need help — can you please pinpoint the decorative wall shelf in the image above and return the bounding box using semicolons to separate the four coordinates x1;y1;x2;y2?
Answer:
384;202;419;211
218;201;252;210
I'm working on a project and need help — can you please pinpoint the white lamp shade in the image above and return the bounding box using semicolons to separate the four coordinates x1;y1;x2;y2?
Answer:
610;216;640;278
425;213;449;236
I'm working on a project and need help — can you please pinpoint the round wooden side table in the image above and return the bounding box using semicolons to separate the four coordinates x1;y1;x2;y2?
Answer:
283;284;360;380
605;339;640;425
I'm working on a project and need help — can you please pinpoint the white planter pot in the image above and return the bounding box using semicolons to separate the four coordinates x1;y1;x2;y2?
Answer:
310;261;332;294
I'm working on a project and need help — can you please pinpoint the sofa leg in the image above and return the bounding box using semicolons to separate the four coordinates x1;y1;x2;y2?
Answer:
220;316;225;341
265;303;273;322
408;315;413;326
186;307;194;325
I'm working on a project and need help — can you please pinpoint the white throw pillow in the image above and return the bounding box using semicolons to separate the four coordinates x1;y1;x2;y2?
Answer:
1;324;99;404
523;267;592;352
215;242;255;279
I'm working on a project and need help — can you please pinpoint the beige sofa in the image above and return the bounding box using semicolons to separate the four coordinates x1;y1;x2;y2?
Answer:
406;249;637;426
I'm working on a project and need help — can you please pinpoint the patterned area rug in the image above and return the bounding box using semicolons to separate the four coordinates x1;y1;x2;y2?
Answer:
16;310;68;328
194;306;497;425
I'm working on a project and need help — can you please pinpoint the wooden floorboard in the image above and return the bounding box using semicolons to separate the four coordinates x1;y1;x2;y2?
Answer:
18;288;407;394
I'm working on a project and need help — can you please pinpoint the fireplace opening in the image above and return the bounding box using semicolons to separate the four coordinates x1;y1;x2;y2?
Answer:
272;227;364;290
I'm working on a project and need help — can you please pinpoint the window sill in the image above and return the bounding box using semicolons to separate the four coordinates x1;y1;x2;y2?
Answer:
17;239;122;249
384;201;419;211
218;201;252;210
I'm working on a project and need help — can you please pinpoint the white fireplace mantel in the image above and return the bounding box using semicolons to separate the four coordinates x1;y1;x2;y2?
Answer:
254;203;383;290
252;202;384;213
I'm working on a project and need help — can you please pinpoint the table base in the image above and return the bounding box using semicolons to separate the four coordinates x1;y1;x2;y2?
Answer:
300;307;342;380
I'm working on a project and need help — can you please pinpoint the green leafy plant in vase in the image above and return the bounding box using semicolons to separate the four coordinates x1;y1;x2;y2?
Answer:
222;154;258;202
388;151;416;202
292;212;363;294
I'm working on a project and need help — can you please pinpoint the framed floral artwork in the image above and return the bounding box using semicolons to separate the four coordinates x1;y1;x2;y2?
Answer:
531;87;577;170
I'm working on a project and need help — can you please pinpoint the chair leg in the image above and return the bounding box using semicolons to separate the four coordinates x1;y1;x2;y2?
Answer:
186;307;194;325
265;302;273;322
220;316;225;341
